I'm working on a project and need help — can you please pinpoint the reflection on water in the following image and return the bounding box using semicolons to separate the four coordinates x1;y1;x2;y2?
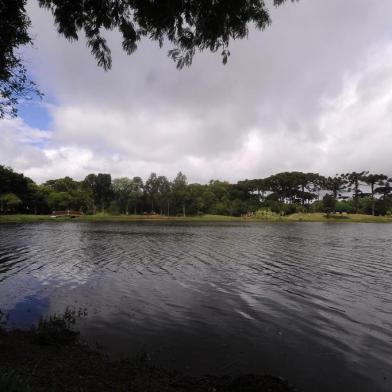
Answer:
0;222;391;391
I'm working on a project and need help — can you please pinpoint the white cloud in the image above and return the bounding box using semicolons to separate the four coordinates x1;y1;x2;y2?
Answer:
1;0;392;183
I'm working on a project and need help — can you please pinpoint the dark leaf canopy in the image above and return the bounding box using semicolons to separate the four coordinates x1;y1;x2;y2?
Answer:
0;0;292;117
0;0;40;118
38;0;291;70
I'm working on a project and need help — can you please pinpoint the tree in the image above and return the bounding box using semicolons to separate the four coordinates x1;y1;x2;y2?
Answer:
157;176;172;215
2;164;392;218
47;191;72;210
361;173;388;216
262;172;320;205
342;171;367;213
324;175;347;200
0;1;41;118
1;0;291;116
144;173;159;212
82;174;98;213
0;193;22;212
322;194;336;217
112;177;134;214
130;176;144;214
375;178;392;200
44;176;79;194
0;164;36;211
95;174;112;213
173;172;188;217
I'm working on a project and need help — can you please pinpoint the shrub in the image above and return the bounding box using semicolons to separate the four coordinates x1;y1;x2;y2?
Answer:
0;371;31;392
33;308;84;345
255;208;279;218
322;194;336;216
335;201;354;214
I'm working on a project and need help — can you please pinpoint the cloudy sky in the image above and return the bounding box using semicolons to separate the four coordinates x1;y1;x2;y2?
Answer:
2;0;392;184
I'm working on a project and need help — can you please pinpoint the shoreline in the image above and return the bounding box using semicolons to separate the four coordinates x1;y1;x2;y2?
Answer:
0;327;295;392
0;213;392;224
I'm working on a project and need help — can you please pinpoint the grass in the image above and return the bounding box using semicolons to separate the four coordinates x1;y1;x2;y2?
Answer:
0;212;391;224
0;312;295;392
0;213;243;223
284;212;392;223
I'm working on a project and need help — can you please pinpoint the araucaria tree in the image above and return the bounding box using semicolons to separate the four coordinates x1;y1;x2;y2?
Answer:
1;165;392;217
342;172;367;214
361;174;388;216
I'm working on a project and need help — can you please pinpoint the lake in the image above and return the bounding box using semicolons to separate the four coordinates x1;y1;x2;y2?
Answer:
0;222;391;391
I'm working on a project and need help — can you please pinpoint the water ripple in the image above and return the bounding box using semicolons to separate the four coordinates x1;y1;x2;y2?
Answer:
0;222;392;391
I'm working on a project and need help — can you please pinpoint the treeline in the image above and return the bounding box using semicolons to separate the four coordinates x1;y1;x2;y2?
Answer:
1;165;392;216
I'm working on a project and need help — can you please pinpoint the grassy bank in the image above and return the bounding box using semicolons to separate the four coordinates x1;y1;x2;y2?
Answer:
0;213;242;223
283;212;392;223
0;323;294;392
0;212;391;223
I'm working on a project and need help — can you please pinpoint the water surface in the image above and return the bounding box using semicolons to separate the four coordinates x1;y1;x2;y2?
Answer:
0;222;391;391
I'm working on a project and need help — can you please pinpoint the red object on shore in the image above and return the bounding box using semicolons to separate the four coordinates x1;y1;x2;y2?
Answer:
51;210;83;218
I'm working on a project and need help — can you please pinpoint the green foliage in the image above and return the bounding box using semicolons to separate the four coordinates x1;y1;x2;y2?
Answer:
229;199;248;217
112;177;136;214
255;208;280;219
0;0;41;118
309;200;323;213
172;172;188;216
37;0;288;70
335;201;354;214
358;197;373;215
375;197;392;216
33;308;83;346
1;165;392;218
282;203;298;215
47;191;72;210
265;200;298;215
323;175;347;199
0;192;22;211
107;200;120;215
341;171;368;213
322;194;336;216
0;370;31;392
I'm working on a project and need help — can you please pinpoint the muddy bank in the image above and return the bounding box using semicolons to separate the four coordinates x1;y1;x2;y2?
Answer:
0;327;296;392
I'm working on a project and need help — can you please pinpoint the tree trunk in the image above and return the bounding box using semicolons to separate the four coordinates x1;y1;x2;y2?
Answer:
182;202;185;217
371;183;375;216
354;180;359;213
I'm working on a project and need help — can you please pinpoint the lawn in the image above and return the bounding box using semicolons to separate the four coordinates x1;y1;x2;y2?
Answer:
0;213;391;223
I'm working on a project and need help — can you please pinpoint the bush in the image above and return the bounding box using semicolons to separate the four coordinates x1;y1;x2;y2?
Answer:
335;201;354;214
210;201;230;216
263;201;298;216
107;201;120;214
358;197;373;215
309;200;323;213
255;209;279;218
229;199;247;216
282;203;298;215
33;308;84;345
322;194;336;216
373;198;392;216
0;371;31;392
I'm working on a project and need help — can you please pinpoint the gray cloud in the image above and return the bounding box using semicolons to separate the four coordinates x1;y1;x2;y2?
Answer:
1;0;392;183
